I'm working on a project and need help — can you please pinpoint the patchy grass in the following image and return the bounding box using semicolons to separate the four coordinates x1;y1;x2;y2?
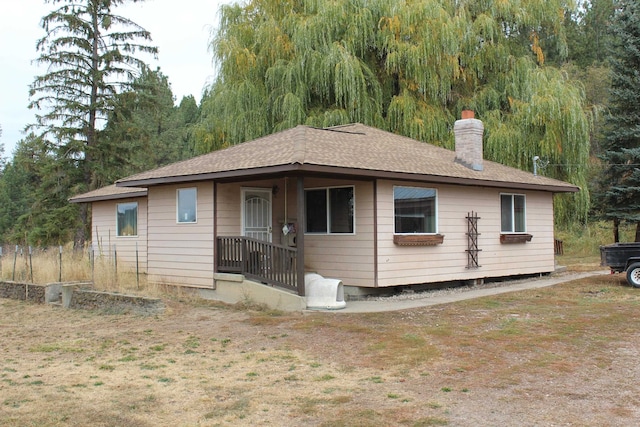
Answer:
2;269;640;425
555;221;636;271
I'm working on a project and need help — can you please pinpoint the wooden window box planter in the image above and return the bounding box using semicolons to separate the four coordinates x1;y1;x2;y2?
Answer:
500;233;533;244
394;234;444;246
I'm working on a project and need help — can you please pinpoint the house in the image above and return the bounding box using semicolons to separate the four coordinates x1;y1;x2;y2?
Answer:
70;113;578;305
70;184;148;271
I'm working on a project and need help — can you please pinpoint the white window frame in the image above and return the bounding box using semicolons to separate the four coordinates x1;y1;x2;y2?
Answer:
304;185;356;235
393;186;439;235
500;193;527;233
116;201;138;237
176;187;198;224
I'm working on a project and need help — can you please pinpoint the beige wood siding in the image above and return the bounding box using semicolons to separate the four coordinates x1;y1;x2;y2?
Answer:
146;182;214;288
91;197;148;272
217;178;291;243
302;178;375;287
218;178;375;287
377;180;556;287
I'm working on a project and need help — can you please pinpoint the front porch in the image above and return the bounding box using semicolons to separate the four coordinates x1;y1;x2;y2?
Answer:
215;236;346;310
216;236;301;294
214;176;309;297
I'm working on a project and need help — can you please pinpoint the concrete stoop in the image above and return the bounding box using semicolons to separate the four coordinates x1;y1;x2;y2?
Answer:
198;273;307;312
199;273;347;312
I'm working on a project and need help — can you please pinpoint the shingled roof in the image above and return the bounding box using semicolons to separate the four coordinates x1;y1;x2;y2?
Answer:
115;123;578;193
69;184;147;203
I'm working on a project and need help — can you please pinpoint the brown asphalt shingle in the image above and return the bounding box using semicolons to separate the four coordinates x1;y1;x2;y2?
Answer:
69;184;147;203
113;123;577;192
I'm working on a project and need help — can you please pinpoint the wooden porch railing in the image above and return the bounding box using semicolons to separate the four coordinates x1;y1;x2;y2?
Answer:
216;236;298;293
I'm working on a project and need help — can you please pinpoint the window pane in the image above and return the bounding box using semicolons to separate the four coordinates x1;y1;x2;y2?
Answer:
514;195;526;232
394;187;436;233
500;194;513;232
305;189;327;233
117;202;138;236
329;187;354;233
177;188;197;223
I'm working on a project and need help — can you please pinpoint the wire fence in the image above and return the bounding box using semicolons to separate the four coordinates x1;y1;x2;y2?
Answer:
0;244;144;291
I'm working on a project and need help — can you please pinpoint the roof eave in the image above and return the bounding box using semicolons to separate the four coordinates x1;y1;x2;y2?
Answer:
69;190;148;204
116;164;300;187
298;165;580;193
116;163;578;193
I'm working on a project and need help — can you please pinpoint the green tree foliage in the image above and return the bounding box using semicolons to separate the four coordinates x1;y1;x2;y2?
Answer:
560;0;616;67
0;135;81;245
0;125;4;170
97;68;197;186
177;95;200;158
596;0;640;242
557;1;616;214
28;0;157;244
0;71;197;246
198;0;591;224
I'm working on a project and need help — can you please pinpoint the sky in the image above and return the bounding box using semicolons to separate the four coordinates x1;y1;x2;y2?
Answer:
0;0;229;159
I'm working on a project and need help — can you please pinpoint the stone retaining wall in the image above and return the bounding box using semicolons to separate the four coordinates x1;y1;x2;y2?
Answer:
66;288;164;315
0;281;47;303
0;280;164;316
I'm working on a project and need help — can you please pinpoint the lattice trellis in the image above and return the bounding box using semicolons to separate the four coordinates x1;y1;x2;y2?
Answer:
466;212;481;269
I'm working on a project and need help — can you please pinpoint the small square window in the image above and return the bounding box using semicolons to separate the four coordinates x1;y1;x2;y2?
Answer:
116;202;138;236
177;188;197;223
501;194;526;233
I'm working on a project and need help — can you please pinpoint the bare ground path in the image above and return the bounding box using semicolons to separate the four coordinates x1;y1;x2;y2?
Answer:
338;270;610;313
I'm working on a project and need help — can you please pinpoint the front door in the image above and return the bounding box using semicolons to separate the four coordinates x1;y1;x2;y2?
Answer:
242;188;272;242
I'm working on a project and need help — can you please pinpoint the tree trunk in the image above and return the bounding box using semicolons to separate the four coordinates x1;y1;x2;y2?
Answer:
74;204;88;249
636;222;640;242
73;3;102;249
613;218;620;243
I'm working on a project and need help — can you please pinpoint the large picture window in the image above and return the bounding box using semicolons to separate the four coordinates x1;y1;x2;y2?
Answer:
501;194;526;233
116;202;138;237
305;186;354;234
177;188;197;223
394;186;437;234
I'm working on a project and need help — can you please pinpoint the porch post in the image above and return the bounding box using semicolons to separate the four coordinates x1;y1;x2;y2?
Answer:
213;182;218;277
296;176;306;296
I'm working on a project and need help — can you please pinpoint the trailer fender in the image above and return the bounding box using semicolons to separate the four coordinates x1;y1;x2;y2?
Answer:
625;257;640;272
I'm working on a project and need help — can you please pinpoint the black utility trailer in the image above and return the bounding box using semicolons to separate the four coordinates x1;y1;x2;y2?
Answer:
600;243;640;287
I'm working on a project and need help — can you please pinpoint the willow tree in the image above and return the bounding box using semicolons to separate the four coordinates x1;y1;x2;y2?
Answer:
28;0;157;243
198;0;591;224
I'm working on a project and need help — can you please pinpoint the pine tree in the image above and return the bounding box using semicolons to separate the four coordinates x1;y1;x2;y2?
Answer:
28;0;157;244
0;134;81;245
598;0;640;242
98;68;197;186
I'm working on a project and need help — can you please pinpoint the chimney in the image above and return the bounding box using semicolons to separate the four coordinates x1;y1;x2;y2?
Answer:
454;110;484;171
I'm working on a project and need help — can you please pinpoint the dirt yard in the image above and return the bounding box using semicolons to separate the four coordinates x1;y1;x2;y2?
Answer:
1;273;640;426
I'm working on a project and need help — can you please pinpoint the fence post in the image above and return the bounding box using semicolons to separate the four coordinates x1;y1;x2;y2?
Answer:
28;246;33;283
90;244;95;283
12;245;18;281
58;245;63;282
113;244;117;283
